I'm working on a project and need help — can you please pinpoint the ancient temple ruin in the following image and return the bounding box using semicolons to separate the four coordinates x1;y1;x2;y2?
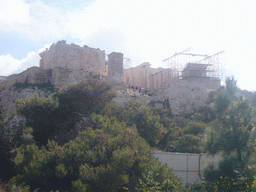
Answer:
123;48;224;114
0;41;225;115
124;62;176;90
28;43;226;114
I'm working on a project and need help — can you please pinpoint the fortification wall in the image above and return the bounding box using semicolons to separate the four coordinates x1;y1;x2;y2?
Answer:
40;40;106;76
158;77;221;114
51;67;104;89
0;40;222;116
0;66;106;119
0;66;105;91
3;67;50;88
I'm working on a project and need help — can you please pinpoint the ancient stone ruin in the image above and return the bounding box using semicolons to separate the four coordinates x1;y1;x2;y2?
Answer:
39;40;106;76
123;49;224;114
0;41;224;115
39;40;123;84
124;62;176;90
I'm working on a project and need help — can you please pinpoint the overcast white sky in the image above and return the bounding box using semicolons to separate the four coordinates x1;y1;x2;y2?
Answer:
0;0;255;91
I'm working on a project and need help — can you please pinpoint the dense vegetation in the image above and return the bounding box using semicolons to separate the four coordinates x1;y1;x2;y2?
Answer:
13;82;55;93
1;77;256;191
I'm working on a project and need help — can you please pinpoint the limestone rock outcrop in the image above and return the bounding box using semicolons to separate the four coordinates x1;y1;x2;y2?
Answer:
0;66;95;122
0;40;222;119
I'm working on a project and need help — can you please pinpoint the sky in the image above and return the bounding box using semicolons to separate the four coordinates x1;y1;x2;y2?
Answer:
0;0;255;91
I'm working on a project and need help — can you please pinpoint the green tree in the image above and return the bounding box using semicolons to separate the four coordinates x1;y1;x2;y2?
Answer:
54;78;115;116
167;122;206;153
10;115;183;191
191;106;216;123
171;134;203;154
206;76;253;162
101;98;142;123
192;159;255;191
209;77;249;158
201;78;256;191
127;106;165;147
0;118;16;181
17;92;59;146
214;91;231;114
213;77;238;115
102;100;166;147
18;79;115;146
226;76;237;95
206;100;253;162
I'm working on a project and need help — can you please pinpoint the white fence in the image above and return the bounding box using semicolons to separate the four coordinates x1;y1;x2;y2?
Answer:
153;151;222;185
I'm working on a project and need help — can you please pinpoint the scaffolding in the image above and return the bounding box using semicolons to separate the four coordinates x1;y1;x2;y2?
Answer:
123;57;132;69
162;48;225;79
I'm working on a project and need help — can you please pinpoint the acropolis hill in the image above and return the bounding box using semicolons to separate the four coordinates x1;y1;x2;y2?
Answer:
0;41;222;116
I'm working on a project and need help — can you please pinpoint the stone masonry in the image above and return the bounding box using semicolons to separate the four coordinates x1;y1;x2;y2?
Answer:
124;62;177;90
124;61;221;114
158;77;220;115
124;62;151;89
0;40;222;115
39;40;106;76
108;52;124;83
39;40;124;85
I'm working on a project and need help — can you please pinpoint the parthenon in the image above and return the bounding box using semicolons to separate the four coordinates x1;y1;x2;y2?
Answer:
123;62;176;90
38;41;223;114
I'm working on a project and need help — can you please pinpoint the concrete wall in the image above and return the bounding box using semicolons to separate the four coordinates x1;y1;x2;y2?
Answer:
153;152;222;185
40;40;106;76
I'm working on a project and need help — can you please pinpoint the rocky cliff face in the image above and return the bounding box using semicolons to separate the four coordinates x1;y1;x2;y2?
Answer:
0;65;217;124
0;66;106;126
51;67;100;89
1;66;105;90
0;85;53;118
